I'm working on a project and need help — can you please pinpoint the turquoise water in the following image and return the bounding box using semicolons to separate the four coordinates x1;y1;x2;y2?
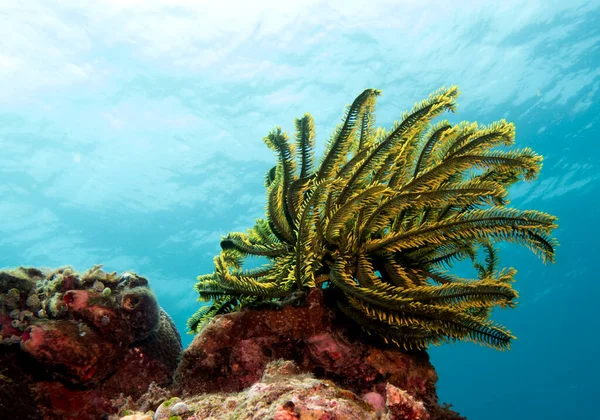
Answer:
1;1;598;418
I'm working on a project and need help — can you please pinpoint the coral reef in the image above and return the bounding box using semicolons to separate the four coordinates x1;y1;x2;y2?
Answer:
0;86;557;418
0;265;182;419
175;289;462;419
119;359;459;420
189;86;557;350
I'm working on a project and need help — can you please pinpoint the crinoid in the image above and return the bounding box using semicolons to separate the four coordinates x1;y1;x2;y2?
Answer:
188;86;558;350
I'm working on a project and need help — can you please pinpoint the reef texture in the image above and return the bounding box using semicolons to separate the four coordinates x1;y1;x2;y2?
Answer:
117;359;441;420
174;288;463;420
0;266;182;419
0;269;462;419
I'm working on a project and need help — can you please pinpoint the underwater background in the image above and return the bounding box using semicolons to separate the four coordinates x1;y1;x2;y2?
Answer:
0;1;598;418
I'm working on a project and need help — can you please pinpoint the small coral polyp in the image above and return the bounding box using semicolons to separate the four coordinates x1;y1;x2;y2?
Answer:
189;86;558;351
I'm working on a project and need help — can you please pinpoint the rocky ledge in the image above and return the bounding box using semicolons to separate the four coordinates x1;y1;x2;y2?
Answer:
119;288;463;420
119;359;436;420
0;267;463;419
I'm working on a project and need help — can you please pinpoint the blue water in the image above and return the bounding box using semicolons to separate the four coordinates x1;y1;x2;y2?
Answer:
1;1;598;418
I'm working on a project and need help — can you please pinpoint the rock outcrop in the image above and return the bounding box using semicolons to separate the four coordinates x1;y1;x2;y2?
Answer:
0;266;182;419
119;359;437;420
172;288;463;420
0;268;464;419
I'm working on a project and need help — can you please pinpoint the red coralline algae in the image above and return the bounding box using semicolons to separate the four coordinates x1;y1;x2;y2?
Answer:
21;319;119;384
363;391;386;413
63;289;89;310
386;383;430;420
306;332;353;366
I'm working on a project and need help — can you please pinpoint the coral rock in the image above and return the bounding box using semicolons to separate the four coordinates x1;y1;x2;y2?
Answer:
120;360;456;420
175;289;462;419
386;383;430;420
123;360;380;419
0;266;182;419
